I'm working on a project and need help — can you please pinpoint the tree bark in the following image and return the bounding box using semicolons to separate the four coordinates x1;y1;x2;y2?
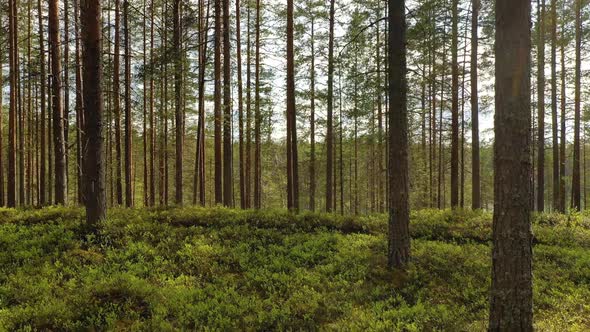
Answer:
326;0;335;213
113;0;123;205
49;0;67;205
489;0;533;329
254;0;262;209
81;0;107;226
237;0;246;209
537;0;546;212
551;0;559;211
572;0;582;211
286;0;299;212
173;0;183;205
450;0;459;209
388;0;410;269
223;0;233;207
37;0;46;206
123;0;133;207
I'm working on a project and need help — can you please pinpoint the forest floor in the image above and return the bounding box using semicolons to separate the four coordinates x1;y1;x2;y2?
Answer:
0;207;589;331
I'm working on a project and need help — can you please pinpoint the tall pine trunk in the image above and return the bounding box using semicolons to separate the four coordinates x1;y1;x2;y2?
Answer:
49;0;67;205
80;0;107;226
537;0;546;212
450;0;459;209
572;0;582;210
326;0;335;213
551;0;559;210
388;0;410;269
489;0;533;329
222;0;233;207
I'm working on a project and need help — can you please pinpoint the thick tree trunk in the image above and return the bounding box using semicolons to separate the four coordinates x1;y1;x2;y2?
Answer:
489;0;533;329
388;0;410;269
49;0;67;205
81;0;106;226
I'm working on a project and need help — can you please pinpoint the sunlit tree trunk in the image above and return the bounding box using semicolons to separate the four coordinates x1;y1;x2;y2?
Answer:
489;0;533;329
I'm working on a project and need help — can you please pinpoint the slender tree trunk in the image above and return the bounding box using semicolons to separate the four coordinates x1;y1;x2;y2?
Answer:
254;0;262;209
123;0;133;207
559;19;566;213
141;0;148;206
0;38;3;206
489;0;533;329
471;0;481;209
286;0;298;212
388;0;410;269
450;0;459;209
37;0;47;206
326;0;335;212
64;0;71;203
222;0;233;207
173;0;183;205
237;0;246;209
49;0;67;205
214;0;223;204
551;0;559;211
309;16;316;211
75;0;85;205
537;0;546;211
113;0;123;205
80;0;106;226
148;0;156;206
244;1;252;208
572;0;582;210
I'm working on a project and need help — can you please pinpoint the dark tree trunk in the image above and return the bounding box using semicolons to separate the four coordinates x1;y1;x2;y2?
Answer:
537;0;546;212
80;0;107;226
559;21;566;213
75;0;85;205
551;0;559;211
450;0;459;209
214;0;223;205
471;0;480;210
309;16;316;211
114;0;123;205
123;0;133;207
223;0;233;207
388;0;410;269
254;0;261;209
38;0;47;206
237;0;246;209
173;0;183;205
489;0;533;329
572;0;582;211
326;0;335;213
149;0;156;207
49;0;67;205
286;0;299;212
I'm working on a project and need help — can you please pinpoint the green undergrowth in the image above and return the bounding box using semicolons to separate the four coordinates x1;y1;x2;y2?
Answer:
0;207;589;330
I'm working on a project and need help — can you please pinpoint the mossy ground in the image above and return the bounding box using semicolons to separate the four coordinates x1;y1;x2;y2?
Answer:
0;207;589;331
